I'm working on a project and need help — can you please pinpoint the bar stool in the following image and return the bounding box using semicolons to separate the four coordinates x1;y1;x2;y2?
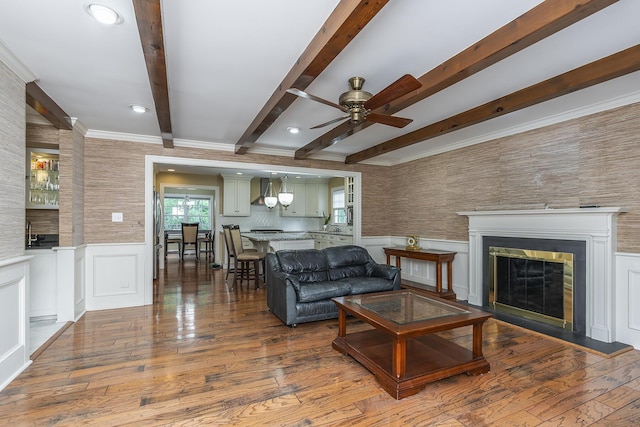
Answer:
229;226;266;290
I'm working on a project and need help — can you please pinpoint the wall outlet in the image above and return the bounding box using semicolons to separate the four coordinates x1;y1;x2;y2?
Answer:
112;212;123;222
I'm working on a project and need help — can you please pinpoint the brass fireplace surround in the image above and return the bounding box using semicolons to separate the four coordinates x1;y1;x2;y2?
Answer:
489;247;574;330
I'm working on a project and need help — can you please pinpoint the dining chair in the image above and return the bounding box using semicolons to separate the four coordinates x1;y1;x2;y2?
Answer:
222;224;236;281
181;223;199;260
198;230;214;259
229;225;266;290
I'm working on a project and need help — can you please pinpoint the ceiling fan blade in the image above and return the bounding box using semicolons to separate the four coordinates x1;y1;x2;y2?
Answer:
364;74;422;110
366;112;412;128
287;88;347;112
310;115;350;129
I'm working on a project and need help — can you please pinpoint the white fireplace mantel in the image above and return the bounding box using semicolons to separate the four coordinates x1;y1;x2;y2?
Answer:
458;207;625;343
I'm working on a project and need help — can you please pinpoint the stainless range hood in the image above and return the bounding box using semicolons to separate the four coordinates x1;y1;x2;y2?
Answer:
251;178;270;205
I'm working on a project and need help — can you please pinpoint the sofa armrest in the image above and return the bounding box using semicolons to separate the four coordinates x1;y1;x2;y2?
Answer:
371;264;402;289
267;271;300;326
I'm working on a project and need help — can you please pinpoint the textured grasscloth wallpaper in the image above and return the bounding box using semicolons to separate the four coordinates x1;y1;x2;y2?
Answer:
82;142;374;244
0;61;26;261
386;102;640;253
29;100;640;254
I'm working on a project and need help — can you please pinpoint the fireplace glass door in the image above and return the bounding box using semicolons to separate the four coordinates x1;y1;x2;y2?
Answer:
489;247;573;330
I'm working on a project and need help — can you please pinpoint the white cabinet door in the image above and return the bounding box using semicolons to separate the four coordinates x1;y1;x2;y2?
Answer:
281;182;306;217
345;176;354;207
222;176;252;216
305;182;328;218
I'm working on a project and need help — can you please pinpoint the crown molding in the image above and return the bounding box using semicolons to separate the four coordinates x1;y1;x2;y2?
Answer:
388;89;640;167
85;129;162;145
0;39;37;83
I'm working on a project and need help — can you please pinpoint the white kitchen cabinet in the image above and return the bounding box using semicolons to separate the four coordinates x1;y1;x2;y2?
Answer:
281;182;306;217
270;239;314;252
305;181;328;218
310;233;353;250
222;175;252;216
26;249;57;318
345;176;354;207
281;180;327;217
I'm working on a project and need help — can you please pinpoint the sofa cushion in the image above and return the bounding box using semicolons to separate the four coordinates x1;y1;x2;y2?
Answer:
324;245;373;281
340;276;396;295
276;249;329;283
296;280;351;303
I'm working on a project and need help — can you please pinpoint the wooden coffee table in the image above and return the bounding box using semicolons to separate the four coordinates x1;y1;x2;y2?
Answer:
332;290;492;399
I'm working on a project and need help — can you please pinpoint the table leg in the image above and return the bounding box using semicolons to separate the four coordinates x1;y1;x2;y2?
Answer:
337;309;347;338
392;337;406;379
472;322;485;358
447;261;453;293
435;261;443;293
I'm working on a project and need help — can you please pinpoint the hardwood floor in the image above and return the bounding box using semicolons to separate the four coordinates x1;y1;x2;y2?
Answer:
2;257;640;426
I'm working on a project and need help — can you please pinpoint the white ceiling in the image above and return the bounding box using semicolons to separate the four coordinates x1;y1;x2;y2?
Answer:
1;0;640;167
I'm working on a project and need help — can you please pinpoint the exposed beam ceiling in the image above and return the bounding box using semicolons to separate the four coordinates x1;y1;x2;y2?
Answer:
25;82;72;130
132;0;173;148
234;0;389;155
346;43;640;164
293;0;619;160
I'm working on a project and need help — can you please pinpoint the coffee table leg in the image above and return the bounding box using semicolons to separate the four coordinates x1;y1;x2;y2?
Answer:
337;308;347;338
392;338;406;379
472;321;484;358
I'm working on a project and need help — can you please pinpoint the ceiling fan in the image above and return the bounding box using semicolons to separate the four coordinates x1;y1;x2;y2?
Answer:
287;74;422;129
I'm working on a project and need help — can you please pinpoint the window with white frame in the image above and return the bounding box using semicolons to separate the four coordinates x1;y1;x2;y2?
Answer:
164;194;212;230
332;187;346;224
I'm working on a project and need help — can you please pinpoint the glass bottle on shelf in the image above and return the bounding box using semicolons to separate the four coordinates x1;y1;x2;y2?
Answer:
26;148;59;209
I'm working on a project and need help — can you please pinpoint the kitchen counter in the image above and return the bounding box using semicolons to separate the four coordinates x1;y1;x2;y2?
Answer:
241;232;312;241
25;234;59;249
242;232;314;252
309;230;353;237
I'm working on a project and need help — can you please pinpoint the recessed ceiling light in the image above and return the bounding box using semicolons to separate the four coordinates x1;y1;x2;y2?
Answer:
130;104;148;113
236;172;243;175
85;4;124;25
167;169;175;172
287;127;300;134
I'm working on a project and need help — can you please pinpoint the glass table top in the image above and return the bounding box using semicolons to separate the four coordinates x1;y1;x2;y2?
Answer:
346;291;470;325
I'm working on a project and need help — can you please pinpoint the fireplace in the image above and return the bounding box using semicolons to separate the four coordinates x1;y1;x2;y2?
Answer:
458;207;624;343
484;237;585;335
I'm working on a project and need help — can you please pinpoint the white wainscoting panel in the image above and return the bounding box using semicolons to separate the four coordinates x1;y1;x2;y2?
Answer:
361;237;469;300
26;249;57;318
615;252;640;349
56;246;86;322
0;256;31;392
85;244;146;311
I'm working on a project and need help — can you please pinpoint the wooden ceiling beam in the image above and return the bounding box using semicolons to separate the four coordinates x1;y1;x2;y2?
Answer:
294;0;619;159
132;0;173;148
234;0;390;155
345;44;640;164
25;82;72;130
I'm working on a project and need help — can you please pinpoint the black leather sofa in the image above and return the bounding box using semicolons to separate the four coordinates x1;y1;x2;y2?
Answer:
266;245;401;327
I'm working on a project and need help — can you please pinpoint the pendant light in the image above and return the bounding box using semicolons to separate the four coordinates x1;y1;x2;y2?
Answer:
278;175;294;209
264;180;278;209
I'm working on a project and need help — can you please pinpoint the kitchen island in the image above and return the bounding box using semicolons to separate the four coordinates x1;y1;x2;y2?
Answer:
241;232;315;253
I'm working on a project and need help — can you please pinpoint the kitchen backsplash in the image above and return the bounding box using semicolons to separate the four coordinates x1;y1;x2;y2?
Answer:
220;204;349;233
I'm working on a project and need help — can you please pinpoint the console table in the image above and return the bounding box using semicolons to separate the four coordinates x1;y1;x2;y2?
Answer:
383;247;456;300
